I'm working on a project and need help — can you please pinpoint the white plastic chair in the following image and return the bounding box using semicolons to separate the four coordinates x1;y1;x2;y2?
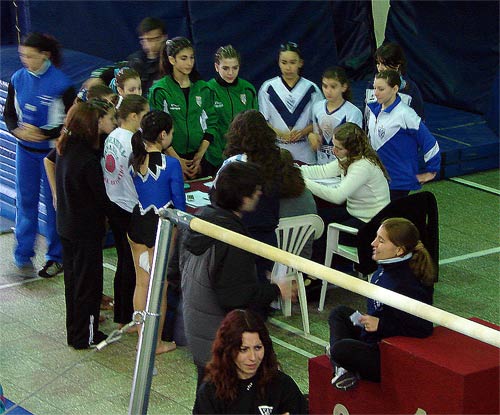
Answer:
271;214;324;335
318;223;362;312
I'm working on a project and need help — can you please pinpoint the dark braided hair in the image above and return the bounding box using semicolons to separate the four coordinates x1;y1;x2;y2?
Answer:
214;45;240;64
159;36;201;81
130;110;173;174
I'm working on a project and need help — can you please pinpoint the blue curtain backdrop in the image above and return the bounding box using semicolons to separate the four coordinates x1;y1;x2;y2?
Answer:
385;1;499;114
9;0;340;89
4;0;497;114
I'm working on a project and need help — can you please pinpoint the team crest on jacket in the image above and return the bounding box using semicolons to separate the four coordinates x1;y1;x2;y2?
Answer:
196;96;202;107
378;126;385;139
240;94;247;105
258;406;273;415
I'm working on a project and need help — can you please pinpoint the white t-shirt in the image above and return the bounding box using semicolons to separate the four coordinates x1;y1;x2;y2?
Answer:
102;127;138;212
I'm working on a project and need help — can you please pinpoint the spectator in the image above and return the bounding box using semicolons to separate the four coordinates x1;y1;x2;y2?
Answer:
55;102;110;349
194;309;308;414
366;70;440;200
149;37;218;178
206;45;258;170
128;17;168;95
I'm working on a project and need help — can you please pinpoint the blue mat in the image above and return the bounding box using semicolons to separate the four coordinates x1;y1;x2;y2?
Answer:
4;398;33;414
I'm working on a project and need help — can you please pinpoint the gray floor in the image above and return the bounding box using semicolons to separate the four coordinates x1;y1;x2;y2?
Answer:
1;170;499;414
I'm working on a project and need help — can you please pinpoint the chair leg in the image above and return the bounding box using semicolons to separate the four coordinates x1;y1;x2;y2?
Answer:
318;280;328;312
296;271;310;335
281;277;292;317
319;246;334;312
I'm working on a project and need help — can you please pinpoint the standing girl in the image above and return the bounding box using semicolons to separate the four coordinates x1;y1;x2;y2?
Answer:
206;45;258;170
4;32;75;276
366;70;440;200
149;37;218;178
309;67;362;164
55;102;110;349
258;41;322;164
365;43;425;121
102;94;149;327
128;110;185;354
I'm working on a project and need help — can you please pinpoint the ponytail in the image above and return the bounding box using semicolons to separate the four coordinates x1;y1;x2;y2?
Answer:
409;240;437;286
381;218;437;286
130;129;148;174
22;32;62;67
129;110;173;174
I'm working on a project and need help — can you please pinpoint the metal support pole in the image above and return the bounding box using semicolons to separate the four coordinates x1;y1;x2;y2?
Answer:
128;214;176;415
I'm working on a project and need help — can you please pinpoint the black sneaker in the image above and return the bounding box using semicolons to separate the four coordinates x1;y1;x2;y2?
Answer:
38;260;63;278
331;367;358;391
90;331;109;349
74;331;108;350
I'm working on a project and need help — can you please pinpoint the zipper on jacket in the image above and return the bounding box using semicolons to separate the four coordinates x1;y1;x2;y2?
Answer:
226;87;235;120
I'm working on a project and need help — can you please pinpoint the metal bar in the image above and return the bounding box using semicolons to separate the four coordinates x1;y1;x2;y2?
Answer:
128;216;175;415
184;213;500;348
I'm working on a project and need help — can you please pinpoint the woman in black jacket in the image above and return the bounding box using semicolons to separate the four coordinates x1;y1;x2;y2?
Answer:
55;102;111;349
328;217;437;390
194;309;308;414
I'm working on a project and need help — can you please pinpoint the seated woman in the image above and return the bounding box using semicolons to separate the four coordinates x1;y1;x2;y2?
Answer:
194;309;308;414
300;122;390;264
328;217;437;390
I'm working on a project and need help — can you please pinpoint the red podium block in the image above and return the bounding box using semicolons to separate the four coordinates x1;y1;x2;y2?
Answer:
308;318;499;415
381;319;499;414
308;355;386;415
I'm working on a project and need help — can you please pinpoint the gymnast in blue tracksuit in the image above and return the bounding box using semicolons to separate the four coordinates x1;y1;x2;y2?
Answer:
366;70;440;200
3;33;75;273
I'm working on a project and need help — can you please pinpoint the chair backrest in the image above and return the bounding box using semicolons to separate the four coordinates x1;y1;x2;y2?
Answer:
275;214;324;256
355;191;439;277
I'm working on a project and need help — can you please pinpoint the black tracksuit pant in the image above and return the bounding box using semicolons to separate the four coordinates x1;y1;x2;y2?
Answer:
107;202;135;325
328;305;381;382
61;236;103;348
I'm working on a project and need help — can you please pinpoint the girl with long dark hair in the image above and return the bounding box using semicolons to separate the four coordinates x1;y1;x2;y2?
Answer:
55;102;110;349
149;37;218;178
128;110;185;354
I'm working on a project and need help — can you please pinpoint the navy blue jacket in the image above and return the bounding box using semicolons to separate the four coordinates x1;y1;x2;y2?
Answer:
361;257;434;343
